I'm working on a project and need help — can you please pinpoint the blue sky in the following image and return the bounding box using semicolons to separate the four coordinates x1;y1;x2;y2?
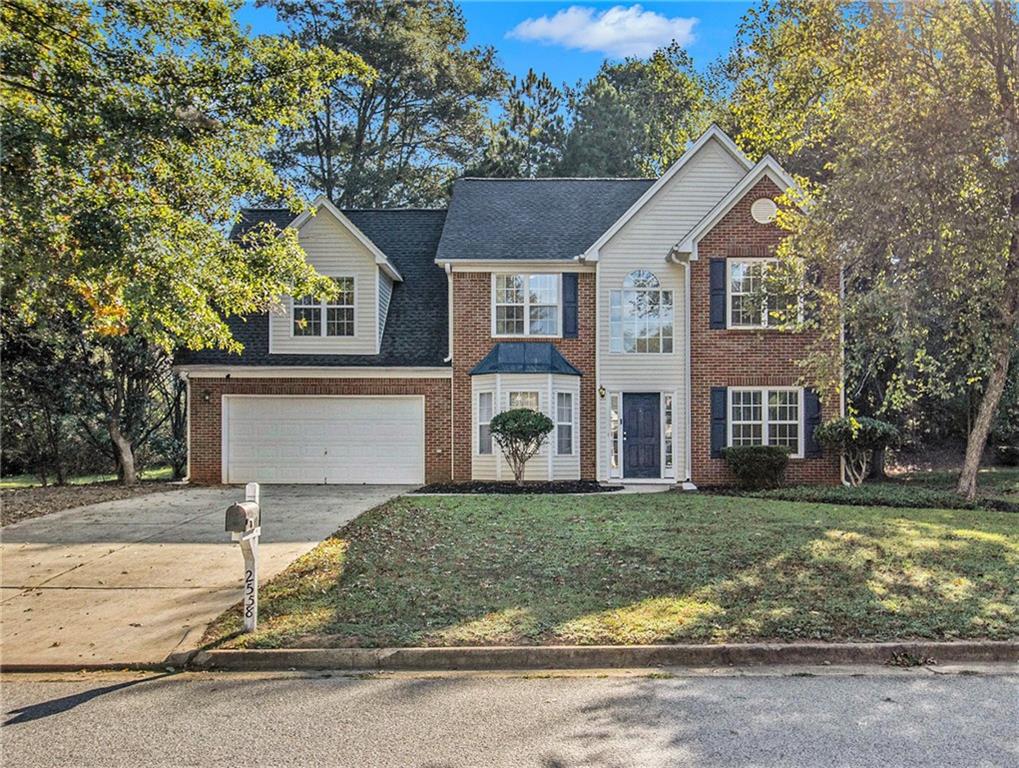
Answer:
235;2;753;87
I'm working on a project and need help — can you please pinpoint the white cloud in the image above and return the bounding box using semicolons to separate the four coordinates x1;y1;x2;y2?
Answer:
508;4;697;59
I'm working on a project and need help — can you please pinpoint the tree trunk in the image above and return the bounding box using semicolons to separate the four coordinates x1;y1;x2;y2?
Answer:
957;338;1012;500
108;418;137;485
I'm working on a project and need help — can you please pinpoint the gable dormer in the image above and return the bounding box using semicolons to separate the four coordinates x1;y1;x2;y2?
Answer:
269;196;402;356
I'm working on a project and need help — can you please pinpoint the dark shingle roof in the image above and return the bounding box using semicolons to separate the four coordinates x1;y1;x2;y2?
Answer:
177;209;449;368
435;178;654;261
228;208;296;240
470;342;581;376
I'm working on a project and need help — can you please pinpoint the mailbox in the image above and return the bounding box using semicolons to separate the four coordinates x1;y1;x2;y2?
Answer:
225;500;260;533
226;483;261;633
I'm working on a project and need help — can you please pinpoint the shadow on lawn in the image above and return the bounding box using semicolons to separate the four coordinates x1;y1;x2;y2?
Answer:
213;494;1018;648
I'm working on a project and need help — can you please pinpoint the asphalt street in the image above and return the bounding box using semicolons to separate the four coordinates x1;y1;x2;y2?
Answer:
1;666;1016;767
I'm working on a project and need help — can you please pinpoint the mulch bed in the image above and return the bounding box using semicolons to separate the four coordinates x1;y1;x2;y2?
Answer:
413;480;622;494
1;482;181;527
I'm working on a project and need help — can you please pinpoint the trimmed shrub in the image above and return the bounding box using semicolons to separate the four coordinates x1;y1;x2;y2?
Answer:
814;417;898;486
721;445;790;489
489;408;554;485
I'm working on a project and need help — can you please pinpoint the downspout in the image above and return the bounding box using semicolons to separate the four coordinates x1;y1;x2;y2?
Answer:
684;260;693;485
445;262;454;482
444;263;453;363
180;370;191;484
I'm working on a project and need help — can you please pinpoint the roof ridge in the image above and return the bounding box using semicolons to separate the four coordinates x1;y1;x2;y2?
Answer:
343;207;447;212
458;176;655;182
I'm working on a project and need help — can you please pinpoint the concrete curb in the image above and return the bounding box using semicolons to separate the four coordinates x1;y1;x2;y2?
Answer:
189;641;1019;672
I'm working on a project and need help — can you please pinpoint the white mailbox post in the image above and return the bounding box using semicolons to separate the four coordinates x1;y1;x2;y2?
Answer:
225;482;261;633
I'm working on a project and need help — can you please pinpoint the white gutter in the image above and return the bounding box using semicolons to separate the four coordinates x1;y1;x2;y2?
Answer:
444;263;453;363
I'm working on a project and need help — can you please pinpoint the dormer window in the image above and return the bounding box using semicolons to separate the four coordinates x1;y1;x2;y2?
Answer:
293;277;355;337
609;270;674;353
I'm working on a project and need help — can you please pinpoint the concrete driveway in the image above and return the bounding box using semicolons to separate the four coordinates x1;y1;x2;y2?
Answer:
1;485;408;668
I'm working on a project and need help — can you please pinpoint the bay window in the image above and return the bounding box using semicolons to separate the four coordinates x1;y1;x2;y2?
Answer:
478;392;493;455
556;392;573;455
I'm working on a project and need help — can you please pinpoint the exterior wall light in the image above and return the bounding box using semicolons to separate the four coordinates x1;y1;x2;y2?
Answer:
598;385;606;399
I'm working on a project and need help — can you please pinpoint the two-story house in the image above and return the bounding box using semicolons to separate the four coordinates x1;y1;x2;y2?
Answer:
177;126;842;487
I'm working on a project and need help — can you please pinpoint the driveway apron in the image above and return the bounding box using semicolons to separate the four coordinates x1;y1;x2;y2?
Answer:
0;485;407;667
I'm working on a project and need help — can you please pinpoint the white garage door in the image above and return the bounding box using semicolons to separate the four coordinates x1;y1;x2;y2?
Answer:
223;396;424;484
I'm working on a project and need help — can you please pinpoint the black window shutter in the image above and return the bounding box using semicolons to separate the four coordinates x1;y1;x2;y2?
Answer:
710;386;727;458
804;388;823;457
709;259;726;329
562;273;578;338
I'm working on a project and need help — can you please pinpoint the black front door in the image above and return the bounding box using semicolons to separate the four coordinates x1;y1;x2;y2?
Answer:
623;393;661;479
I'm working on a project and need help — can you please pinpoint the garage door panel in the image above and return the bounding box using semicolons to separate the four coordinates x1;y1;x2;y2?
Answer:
224;396;424;484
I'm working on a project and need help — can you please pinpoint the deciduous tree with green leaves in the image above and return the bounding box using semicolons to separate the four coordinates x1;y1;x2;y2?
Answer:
724;0;1019;499
1;0;368;482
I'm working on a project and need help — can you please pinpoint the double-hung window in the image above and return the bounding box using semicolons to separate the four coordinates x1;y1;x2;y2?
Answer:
509;391;539;411
556;392;573;455
293;277;355;337
728;259;797;329
494;274;560;336
477;392;493;455
610;270;673;353
729;388;802;457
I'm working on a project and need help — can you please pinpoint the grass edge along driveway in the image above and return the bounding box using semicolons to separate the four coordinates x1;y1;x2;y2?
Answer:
204;492;1018;649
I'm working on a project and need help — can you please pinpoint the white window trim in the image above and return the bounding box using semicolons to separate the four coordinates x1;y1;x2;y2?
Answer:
477;391;494;455
491;273;563;338
609;271;675;354
290;276;357;338
555;391;574;456
662;393;674;475
508;390;540;411
725;258;805;331
609;392;622;479
726;386;805;459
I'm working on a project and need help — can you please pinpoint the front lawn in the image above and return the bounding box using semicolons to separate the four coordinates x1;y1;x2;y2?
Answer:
734;467;1019;513
206;492;1018;649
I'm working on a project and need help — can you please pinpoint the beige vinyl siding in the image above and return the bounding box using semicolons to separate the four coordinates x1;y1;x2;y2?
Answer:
269;211;378;355
378;272;394;346
471;373;580;481
596;136;747;480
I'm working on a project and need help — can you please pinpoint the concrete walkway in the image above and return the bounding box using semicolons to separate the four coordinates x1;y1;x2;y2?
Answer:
1;485;408;667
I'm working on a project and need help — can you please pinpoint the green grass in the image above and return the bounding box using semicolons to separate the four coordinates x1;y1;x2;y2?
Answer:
730;467;1019;513
0;465;173;489
206;492;1018;649
896;466;1019;502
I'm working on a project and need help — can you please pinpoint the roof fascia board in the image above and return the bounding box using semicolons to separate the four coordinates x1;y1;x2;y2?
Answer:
176;365;451;379
580;125;754;262
435;259;596;272
290;195;404;282
670;157;799;262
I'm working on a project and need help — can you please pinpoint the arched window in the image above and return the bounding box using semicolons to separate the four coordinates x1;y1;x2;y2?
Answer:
623;270;660;290
610;270;674;353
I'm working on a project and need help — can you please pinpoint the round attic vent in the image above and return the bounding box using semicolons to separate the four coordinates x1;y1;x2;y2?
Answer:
751;197;777;224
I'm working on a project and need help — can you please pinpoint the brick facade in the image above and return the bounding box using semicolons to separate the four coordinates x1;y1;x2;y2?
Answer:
450;271;598;480
689;177;842;486
188;377;452;484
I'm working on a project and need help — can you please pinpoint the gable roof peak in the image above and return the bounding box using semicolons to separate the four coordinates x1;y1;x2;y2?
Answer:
290;195;403;282
579;125;754;261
